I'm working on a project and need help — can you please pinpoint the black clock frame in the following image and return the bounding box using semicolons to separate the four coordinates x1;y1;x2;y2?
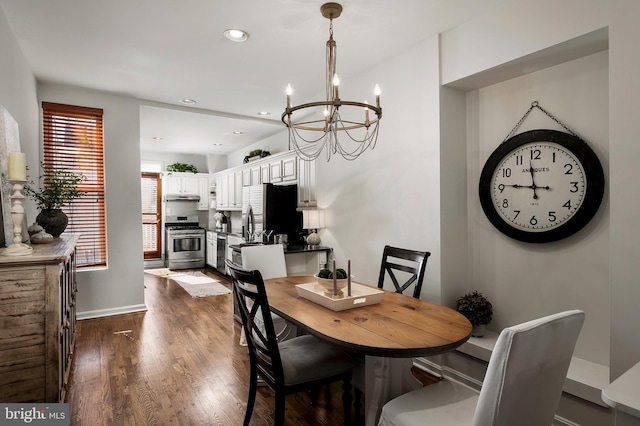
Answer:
479;129;605;243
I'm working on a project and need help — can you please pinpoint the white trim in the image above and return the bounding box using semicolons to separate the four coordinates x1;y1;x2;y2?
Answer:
77;304;147;320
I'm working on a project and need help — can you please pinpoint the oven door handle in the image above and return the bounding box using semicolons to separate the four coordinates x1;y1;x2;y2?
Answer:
170;233;205;238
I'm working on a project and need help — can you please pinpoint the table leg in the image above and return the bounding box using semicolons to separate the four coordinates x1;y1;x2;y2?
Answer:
364;356;422;426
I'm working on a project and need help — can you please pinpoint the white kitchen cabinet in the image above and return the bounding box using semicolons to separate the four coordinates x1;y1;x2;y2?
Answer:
282;156;297;182
214;172;241;211
164;172;199;195
250;166;261;186
213;151;317;211
206;231;217;267
241;166;262;187
215;175;227;209
261;164;270;183
270;160;282;182
197;174;211;210
297;157;317;208
229;170;242;210
242;168;252;187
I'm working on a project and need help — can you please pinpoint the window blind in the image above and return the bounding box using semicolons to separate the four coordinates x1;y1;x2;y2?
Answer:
141;172;161;258
42;102;107;268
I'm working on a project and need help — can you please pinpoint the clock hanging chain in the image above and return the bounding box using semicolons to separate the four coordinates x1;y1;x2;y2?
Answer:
502;101;583;143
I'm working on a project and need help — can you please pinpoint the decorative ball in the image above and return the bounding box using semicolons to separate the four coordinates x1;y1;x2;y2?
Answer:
27;222;44;236
306;232;321;246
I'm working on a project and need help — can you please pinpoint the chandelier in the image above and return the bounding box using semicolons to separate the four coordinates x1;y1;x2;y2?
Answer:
281;2;382;162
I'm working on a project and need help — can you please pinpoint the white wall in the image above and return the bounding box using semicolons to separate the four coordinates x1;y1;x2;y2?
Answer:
140;151;210;174
316;35;442;295
469;51;610;365
37;83;146;318
438;0;640;389
226;130;289;168
608;0;640;381
0;6;39;214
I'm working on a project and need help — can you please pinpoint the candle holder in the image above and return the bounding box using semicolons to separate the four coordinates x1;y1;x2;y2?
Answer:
0;179;33;256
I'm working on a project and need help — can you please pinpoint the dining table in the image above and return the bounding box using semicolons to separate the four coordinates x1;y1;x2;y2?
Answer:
263;275;473;426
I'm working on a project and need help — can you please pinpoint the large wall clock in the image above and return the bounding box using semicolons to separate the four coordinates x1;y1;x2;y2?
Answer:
479;129;605;243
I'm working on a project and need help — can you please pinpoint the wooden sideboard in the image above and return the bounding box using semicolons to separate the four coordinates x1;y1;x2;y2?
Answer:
0;234;79;402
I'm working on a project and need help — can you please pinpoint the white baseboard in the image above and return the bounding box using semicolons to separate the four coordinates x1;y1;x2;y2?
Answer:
77;304;147;320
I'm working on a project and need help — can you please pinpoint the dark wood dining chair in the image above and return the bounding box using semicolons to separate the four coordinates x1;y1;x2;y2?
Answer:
226;260;355;426
377;245;431;299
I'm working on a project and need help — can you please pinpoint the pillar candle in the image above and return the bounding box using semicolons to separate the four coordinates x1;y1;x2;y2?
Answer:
8;152;26;181
347;258;351;296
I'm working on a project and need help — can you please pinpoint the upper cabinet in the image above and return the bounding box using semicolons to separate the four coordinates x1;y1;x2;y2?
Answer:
297;158;317;208
164;172;211;210
164;172;199;195
197;174;211;210
212;151;316;211
215;170;242;211
282;157;297;182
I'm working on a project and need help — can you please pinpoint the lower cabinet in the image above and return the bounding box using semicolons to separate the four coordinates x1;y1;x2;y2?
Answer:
0;234;79;402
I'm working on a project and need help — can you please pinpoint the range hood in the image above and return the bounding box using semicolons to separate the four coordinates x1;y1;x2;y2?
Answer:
165;194;200;201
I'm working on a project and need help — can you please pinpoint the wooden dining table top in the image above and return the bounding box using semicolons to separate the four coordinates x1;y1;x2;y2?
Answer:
263;276;473;358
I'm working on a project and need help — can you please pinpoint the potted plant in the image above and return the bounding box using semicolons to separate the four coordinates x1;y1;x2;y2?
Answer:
24;164;86;237
243;148;271;163
166;162;198;174
456;291;493;337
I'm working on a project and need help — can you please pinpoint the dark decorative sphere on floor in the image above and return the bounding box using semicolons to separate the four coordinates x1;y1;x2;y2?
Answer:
36;209;68;237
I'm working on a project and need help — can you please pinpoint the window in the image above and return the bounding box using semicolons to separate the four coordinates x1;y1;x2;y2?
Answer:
141;172;162;259
42;102;106;268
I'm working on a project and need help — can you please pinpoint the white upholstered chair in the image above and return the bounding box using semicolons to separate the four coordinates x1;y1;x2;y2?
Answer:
239;244;295;343
378;310;585;426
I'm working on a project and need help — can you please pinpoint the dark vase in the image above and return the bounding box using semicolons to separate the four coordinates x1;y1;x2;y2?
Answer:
36;209;68;237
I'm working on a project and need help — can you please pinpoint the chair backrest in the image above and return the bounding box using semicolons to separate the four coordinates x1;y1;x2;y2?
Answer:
226;259;284;388
241;244;287;280
472;310;585;426
377;245;430;299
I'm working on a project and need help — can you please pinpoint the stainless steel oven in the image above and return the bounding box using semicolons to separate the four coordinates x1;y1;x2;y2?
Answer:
165;215;205;270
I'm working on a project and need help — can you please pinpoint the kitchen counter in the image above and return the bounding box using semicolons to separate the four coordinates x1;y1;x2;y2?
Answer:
229;243;331;254
229;244;331;277
205;229;243;237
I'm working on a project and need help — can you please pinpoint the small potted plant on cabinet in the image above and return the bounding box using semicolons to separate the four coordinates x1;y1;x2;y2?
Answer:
166;162;198;174
24;164;86;237
456;291;493;337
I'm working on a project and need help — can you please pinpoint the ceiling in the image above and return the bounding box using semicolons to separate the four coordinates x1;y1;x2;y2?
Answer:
1;0;504;156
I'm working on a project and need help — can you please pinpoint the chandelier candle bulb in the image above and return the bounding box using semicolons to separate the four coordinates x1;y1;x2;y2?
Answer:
375;84;381;108
333;74;340;99
8;152;26;181
286;84;292;109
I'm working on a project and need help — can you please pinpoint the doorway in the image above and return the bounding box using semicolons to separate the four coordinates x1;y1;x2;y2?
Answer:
141;172;162;259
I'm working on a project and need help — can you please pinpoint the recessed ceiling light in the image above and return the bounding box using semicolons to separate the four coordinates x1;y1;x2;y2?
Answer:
257;111;271;116
224;29;249;42
180;98;196;104
233;131;244;135
152;137;163;140
213;143;223;146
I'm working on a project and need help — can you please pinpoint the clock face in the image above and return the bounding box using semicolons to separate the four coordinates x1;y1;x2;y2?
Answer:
479;130;604;243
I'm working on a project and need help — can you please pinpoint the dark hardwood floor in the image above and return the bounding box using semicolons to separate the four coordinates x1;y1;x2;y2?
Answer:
66;268;361;425
66;267;438;425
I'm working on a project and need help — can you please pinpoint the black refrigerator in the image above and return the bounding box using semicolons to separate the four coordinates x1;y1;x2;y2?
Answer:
241;183;302;243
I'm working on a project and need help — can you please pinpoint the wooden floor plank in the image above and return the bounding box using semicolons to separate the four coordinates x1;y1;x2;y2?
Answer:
66;268;367;425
